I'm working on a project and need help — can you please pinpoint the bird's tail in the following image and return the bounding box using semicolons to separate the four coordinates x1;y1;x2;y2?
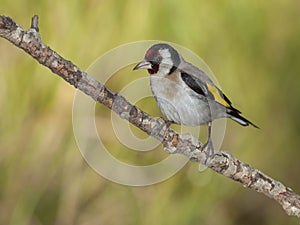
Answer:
227;109;259;128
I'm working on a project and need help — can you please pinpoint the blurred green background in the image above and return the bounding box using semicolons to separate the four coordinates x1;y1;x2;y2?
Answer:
1;0;300;224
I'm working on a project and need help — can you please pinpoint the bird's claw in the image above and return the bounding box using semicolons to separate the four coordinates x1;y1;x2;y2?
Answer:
165;120;175;128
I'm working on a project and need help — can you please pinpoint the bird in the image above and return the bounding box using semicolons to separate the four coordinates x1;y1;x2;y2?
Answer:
133;43;258;152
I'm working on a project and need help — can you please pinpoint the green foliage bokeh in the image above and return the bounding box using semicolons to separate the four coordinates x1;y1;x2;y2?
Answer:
0;1;300;225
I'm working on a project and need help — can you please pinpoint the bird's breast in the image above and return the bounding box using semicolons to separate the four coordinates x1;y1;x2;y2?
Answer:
150;75;212;126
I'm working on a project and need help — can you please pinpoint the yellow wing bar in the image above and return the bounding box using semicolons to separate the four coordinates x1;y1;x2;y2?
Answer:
207;84;231;108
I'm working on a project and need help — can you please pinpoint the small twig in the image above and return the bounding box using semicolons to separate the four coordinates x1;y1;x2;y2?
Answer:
0;15;299;218
30;15;39;31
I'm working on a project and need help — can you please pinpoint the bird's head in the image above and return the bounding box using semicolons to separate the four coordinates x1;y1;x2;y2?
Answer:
133;43;181;76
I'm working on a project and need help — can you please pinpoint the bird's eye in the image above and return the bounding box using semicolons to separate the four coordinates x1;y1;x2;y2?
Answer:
148;61;159;75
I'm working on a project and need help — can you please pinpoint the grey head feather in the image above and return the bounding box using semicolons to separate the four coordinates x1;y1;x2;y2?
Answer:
146;43;181;68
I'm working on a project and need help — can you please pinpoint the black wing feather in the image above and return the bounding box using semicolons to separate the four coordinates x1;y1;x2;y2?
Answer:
181;72;208;97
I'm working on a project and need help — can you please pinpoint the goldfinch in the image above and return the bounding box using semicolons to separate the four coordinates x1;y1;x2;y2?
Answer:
133;43;258;151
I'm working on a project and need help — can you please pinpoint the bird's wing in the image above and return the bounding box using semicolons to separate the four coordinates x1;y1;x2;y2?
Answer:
180;71;234;110
180;69;259;128
179;59;258;128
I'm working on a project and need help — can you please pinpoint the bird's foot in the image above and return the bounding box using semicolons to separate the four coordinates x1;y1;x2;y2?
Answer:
165;120;175;128
202;138;215;163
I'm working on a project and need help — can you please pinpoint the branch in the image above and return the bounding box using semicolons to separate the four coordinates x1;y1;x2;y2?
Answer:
0;15;299;217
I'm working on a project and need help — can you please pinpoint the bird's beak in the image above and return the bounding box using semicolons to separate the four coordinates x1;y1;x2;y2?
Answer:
133;60;152;70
